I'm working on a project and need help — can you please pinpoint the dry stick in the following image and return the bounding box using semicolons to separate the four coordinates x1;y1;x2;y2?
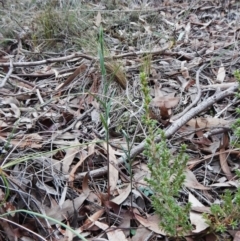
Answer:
72;82;238;180
16;66;77;77
0;53;95;67
131;83;238;156
0;58;13;87
0;41;235;69
201;82;236;90
172;64;206;121
0;47;168;67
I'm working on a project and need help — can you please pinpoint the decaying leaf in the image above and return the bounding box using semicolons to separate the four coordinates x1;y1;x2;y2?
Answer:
68;150;91;186
184;169;211;190
45;173;90;223
133;211;166;235
131;225;152;241
149;81;180;120
111;183;131;205
216;64;226;83
0;133;43;149
101;142;119;192
79;209;105;232
219;147;233;181
189;193;209;233
150;96;180;109
62;138;81;173
95;12;102;27
234;231;240;241
187;117;231;128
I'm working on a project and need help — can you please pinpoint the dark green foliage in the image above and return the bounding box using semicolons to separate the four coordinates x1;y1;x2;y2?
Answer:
203;70;240;233
203;188;240;232
140;72;192;237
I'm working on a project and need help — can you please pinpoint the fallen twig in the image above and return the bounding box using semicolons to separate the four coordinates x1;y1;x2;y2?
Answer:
201;82;237;89
0;58;13;87
72;82;238;180
0;47;168;67
172;64;206;121
0;53;95;67
130;83;238;157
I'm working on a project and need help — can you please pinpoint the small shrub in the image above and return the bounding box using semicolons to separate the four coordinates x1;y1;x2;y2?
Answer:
140;72;192;237
203;71;240;233
203;179;240;233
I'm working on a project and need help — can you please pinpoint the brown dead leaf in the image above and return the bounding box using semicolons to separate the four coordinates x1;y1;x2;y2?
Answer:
210;180;240;188
133;163;150;188
46;194;89;224
187;117;231;129
0;120;7;128
0;133;43;149
45;173;90;224
94;222;128;241
91;220;108;230
205;233;218;241
101;142;119;192
0;211;16;241
184;169;211;190
183;79;195;90
181;66;190;80
64;220;73;241
2;97;20;106
62;139;80;173
82;172;91;196
150;94;180;121
106;227;128;241
56;63;87;91
87;191;101;206
189;193;209;233
184;22;191;43
0;102;20;118
118;211;131;237
104;200;120;214
151;81;179;110
191;206;211;214
219;148;233;181
191;120;221;154
0;189;4;202
150;96;180;109
3;202;16;216
185;238;194;241
79;209;105;232
69;150;91;187
201;140;220;154
194;120;212;146
86;73;101;104
131;225;152;241
111;183;131;205
234;231;240;241
95;12;102;27
133;212;166;235
219;132;233;180
216;63;226;83
190;214;208;234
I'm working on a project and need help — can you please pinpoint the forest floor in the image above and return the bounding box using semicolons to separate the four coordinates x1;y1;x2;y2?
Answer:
0;0;240;240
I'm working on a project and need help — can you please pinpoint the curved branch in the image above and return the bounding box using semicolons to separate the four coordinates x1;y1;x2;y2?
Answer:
72;83;238;180
130;83;238;158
